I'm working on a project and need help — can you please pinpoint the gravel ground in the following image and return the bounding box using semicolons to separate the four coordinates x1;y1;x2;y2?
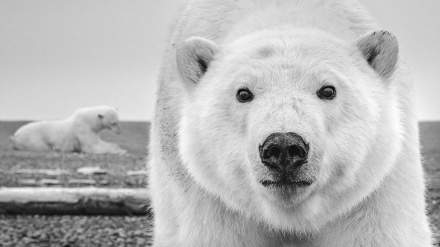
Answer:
0;215;153;247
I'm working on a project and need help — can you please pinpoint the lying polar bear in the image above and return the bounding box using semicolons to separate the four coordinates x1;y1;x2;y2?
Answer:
11;105;126;154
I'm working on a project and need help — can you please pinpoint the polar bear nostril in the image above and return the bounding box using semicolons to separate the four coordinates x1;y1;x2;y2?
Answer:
266;146;281;159
260;132;308;171
288;145;307;158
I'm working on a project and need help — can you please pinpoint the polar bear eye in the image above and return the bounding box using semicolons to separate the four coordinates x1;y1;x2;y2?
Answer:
237;88;254;103
317;86;336;100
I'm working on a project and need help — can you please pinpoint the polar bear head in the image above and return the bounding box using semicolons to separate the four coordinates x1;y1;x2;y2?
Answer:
176;29;402;232
73;105;121;134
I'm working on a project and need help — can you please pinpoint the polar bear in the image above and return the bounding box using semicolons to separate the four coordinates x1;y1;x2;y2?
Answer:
11;105;126;154
148;0;432;246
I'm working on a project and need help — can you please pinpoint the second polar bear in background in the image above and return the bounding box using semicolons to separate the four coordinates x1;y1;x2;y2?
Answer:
11;105;126;154
148;0;432;246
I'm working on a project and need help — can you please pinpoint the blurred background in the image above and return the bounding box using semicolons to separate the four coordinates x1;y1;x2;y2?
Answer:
1;0;439;121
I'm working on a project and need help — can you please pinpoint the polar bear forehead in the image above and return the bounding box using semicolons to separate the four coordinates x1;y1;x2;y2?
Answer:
222;29;350;61
99;108;119;121
210;30;357;90
214;30;358;84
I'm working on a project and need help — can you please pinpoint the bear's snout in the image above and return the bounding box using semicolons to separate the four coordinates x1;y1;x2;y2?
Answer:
259;132;309;172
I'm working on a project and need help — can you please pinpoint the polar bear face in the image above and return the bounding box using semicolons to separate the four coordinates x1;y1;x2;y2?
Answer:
177;30;401;231
74;106;121;134
97;109;121;134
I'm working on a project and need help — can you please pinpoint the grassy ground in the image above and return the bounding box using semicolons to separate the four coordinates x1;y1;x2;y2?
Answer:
0;121;439;244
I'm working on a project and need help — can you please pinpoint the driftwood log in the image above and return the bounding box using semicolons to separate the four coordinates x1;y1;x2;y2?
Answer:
0;187;150;216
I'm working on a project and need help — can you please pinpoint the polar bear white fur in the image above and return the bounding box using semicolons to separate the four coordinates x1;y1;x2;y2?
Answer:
148;0;432;246
11;105;126;154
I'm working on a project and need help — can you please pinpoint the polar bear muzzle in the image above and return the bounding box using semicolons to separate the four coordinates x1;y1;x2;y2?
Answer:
259;132;311;187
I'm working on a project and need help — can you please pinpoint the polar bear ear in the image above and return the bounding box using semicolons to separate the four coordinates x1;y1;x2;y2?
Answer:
356;30;399;78
176;37;218;87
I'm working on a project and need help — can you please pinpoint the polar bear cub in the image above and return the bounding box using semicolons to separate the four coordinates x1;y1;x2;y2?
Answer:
11;105;126;154
148;0;432;246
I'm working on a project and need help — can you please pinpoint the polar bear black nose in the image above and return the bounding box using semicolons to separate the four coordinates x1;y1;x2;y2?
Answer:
259;132;309;171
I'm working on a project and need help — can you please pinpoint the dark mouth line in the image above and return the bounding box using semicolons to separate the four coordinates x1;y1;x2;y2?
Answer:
261;180;312;187
261;160;308;169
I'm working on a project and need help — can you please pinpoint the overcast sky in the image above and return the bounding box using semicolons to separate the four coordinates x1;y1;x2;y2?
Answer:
1;0;439;121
